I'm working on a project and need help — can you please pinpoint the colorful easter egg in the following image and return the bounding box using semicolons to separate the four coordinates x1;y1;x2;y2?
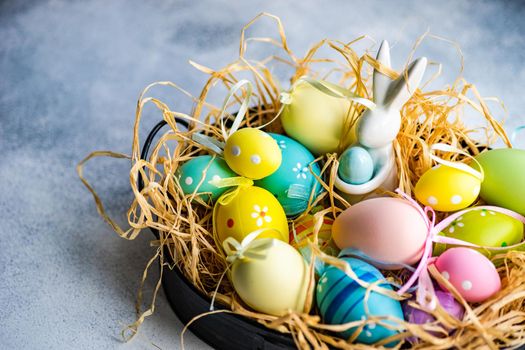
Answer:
332;197;427;269
403;288;464;340
229;238;309;316
224;128;282;180
316;256;404;344
434;247;501;303
177;155;237;201
255;133;322;216
338;146;374;185
436;208;524;256
474;148;525;215
281;79;354;155
214;186;288;246
414;164;481;212
290;214;337;254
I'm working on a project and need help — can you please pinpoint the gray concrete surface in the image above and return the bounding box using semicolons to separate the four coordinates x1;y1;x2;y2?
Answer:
1;0;524;349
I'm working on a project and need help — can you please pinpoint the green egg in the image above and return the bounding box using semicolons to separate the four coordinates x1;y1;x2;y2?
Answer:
177;155;236;202
254;133;322;216
474;148;525;215
433;208;524;257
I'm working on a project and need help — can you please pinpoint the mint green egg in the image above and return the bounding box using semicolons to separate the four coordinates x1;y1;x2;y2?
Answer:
434;208;524;257
474;148;525;215
177;155;236;202
255;133;322;216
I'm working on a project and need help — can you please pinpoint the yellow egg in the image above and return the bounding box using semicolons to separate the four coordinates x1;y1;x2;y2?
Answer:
224;128;282;180
415;164;481;212
214;186;289;245
230;238;309;316
281;79;355;155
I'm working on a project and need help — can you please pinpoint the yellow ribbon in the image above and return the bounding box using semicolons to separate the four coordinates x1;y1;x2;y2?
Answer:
222;229;277;264
429;143;484;182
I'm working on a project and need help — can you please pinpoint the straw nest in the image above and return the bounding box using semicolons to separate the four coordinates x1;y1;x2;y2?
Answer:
78;13;525;350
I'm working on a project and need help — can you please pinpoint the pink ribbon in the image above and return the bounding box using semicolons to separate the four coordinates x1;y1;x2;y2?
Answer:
394;188;525;311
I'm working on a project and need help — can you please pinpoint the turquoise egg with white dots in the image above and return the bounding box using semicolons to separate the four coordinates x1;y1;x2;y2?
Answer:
255;133;322;216
316;256;404;345
177;155;236;202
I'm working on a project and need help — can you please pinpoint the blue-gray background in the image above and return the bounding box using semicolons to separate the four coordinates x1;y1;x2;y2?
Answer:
1;1;524;349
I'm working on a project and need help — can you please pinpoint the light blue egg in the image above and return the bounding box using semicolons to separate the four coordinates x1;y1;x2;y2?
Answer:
177;155;237;202
316;256;403;345
255;133;322;216
338;146;374;185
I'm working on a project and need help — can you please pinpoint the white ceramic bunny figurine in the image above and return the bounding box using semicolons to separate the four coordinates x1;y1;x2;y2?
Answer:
335;40;427;201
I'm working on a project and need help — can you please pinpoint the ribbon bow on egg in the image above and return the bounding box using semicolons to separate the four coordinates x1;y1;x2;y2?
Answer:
222;229;279;264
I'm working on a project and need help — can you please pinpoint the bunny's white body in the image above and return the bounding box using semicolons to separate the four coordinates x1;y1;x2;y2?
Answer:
335;41;427;201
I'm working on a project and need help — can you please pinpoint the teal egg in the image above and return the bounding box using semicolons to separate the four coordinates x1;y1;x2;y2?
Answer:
338;146;374;185
255;133;322;216
316;256;403;345
474;148;525;215
177;155;236;202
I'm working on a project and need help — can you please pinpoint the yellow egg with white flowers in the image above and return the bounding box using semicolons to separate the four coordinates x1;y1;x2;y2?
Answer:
415;164;481;212
224;128;282;180
214;185;289;247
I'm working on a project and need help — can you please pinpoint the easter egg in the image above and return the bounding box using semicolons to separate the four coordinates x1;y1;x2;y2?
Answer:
437;208;524;255
414;164;481;212
281;79;354;155
255;133;322;216
224;128;282;180
230;238;308;316
434;247;501;302
316;256;404;344
177;155;237;201
474;148;525;215
338;146;374;185
332;198;427;269
290;214;337;254
403;288;464;340
214;186;288;245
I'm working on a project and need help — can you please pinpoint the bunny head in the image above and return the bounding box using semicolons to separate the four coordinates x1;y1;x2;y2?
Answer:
357;41;427;149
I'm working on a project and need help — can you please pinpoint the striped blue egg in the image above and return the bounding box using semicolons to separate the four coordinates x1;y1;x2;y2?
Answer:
316;257;404;345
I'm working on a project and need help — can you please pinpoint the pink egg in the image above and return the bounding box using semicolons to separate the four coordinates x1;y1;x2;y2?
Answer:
434;247;501;303
332;197;428;269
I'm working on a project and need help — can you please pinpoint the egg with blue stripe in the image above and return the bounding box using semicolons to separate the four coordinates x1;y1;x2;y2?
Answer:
316;256;404;345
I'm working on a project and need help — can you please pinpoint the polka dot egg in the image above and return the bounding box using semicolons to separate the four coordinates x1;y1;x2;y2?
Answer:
177;155;237;202
255;133;322;216
214;185;289;246
316;256;404;344
224;128;282;180
415;164;481;212
435;247;501;303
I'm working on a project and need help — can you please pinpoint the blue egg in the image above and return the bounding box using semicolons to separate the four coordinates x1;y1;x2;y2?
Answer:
255;133;322;216
338;146;374;185
177;155;237;202
316;257;404;345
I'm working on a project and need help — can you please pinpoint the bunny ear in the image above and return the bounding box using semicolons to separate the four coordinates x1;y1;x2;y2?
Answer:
373;40;392;105
385;57;427;111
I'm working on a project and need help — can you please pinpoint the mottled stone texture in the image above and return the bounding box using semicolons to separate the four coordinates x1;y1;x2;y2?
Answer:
1;0;524;348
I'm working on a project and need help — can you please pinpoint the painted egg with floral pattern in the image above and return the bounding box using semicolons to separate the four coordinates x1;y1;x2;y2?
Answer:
414;164;481;212
224;128;282;180
435;247;501;303
255;133;322;216
434;208;524;256
177;155;237;202
316;256;404;344
214;185;289;246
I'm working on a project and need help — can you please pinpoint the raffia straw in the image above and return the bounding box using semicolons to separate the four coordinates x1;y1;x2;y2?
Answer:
77;12;525;350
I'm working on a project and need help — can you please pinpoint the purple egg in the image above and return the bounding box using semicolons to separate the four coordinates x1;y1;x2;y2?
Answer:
403;289;464;340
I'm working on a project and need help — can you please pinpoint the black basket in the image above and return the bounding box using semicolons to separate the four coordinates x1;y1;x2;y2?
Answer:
139;120;296;350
